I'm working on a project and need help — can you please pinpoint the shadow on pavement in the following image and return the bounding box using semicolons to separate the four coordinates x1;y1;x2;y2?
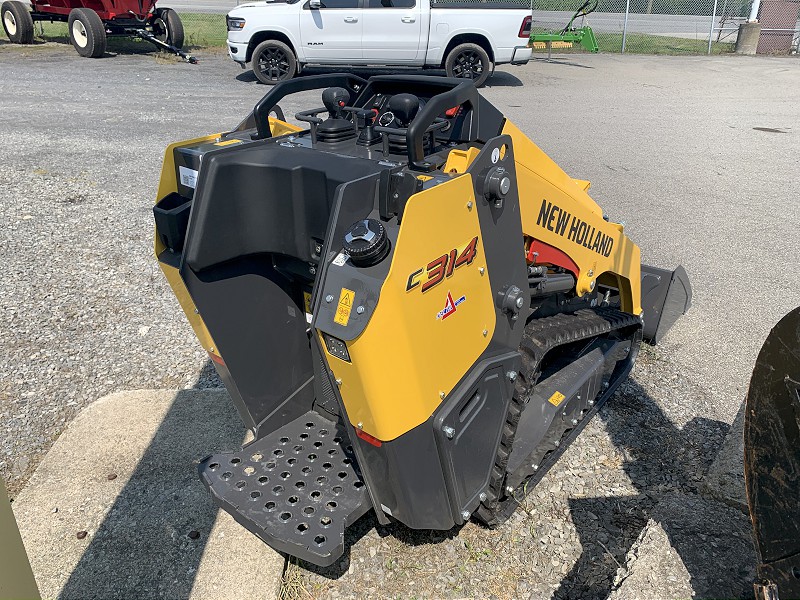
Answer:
530;55;594;69
552;377;756;599
58;376;244;599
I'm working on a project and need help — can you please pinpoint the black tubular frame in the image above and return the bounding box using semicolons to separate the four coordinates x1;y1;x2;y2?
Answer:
404;79;480;170
249;73;481;170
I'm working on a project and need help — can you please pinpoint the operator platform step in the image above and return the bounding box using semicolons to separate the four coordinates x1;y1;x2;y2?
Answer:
199;411;370;566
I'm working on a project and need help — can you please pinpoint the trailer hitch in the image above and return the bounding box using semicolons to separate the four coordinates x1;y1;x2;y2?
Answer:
135;29;198;64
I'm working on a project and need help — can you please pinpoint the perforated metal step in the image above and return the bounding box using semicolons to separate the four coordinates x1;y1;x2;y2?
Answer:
198;411;371;566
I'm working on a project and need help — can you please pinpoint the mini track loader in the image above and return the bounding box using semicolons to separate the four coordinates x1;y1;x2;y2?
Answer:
153;75;691;566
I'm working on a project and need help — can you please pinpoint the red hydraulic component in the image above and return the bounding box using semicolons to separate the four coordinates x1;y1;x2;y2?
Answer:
526;238;580;278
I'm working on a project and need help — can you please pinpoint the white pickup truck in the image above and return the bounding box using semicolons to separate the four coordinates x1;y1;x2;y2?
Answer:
225;0;533;87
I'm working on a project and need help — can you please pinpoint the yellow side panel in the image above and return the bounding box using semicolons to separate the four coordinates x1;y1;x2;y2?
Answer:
326;176;496;441
270;118;302;138
443;146;481;174
572;179;592;192
503;120;642;314
155;133;222;358
502;121;604;219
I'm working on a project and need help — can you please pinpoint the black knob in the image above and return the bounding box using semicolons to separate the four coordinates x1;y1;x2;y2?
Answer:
342;219;390;267
322;87;350;119
387;93;419;127
484;166;512;201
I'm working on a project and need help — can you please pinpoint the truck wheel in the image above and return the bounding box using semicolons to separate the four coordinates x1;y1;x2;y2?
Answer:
1;1;34;44
445;43;492;88
68;8;106;58
153;7;184;50
252;40;297;85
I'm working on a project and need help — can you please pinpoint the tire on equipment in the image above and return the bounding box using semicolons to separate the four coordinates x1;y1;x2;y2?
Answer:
1;1;34;44
153;7;184;50
68;7;106;58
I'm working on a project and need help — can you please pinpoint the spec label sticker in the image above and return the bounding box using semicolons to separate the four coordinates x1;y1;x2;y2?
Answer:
547;391;566;406
179;166;198;189
334;288;355;326
332;252;348;267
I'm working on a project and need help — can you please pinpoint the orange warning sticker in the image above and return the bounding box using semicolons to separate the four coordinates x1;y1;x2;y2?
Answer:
547;391;566;406
334;288;355;326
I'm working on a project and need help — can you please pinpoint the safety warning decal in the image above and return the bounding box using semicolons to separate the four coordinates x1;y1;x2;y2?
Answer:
436;291;466;320
303;291;313;324
334;288;355;326
547;391;566;406
179;166;198;189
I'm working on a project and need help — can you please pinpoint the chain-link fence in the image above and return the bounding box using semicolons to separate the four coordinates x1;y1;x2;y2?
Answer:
532;0;799;54
528;0;740;53
754;0;800;52
176;13;227;47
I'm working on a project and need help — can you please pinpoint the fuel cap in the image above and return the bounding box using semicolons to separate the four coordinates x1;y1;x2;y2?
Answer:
342;219;390;267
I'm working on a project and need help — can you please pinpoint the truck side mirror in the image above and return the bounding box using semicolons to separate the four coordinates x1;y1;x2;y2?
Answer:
309;0;322;8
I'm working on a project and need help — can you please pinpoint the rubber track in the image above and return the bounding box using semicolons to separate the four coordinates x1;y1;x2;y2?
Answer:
474;308;641;527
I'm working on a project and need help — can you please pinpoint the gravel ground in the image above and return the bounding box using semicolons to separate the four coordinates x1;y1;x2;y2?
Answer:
1;40;798;599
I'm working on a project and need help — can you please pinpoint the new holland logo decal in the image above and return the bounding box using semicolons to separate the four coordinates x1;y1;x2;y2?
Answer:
437;291;466;320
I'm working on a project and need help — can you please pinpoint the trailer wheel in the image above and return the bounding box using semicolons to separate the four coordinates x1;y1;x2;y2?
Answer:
252;39;297;85
68;8;106;58
445;43;492;88
153;7;184;50
1;1;34;44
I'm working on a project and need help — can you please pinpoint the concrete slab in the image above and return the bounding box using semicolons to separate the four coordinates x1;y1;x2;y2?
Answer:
12;390;284;600
610;493;756;600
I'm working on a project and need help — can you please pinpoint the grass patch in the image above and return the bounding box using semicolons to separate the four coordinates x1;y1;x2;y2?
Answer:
32;12;227;50
180;13;227;48
532;31;735;54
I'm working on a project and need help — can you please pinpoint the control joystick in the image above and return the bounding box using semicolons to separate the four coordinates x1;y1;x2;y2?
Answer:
317;87;356;143
321;87;350;119
387;93;420;127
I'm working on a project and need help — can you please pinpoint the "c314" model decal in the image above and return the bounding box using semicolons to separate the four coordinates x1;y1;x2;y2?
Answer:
406;236;479;293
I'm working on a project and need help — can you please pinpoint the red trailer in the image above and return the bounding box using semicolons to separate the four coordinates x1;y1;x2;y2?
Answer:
1;0;195;62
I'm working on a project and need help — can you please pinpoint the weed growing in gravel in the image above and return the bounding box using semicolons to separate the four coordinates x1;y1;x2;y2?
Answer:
278;557;311;600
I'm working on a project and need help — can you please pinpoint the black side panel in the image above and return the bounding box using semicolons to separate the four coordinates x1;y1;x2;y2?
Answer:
466;134;530;354
183;143;384;273
181;257;314;436
433;357;517;521
356;422;455;530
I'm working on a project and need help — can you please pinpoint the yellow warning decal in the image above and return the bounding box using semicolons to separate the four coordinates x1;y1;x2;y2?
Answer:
214;139;241;147
547;391;566;406
334;288;355;326
303;291;312;314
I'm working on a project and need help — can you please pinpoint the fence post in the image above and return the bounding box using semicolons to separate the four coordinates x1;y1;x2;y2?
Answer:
748;0;761;21
622;0;631;53
707;0;719;54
